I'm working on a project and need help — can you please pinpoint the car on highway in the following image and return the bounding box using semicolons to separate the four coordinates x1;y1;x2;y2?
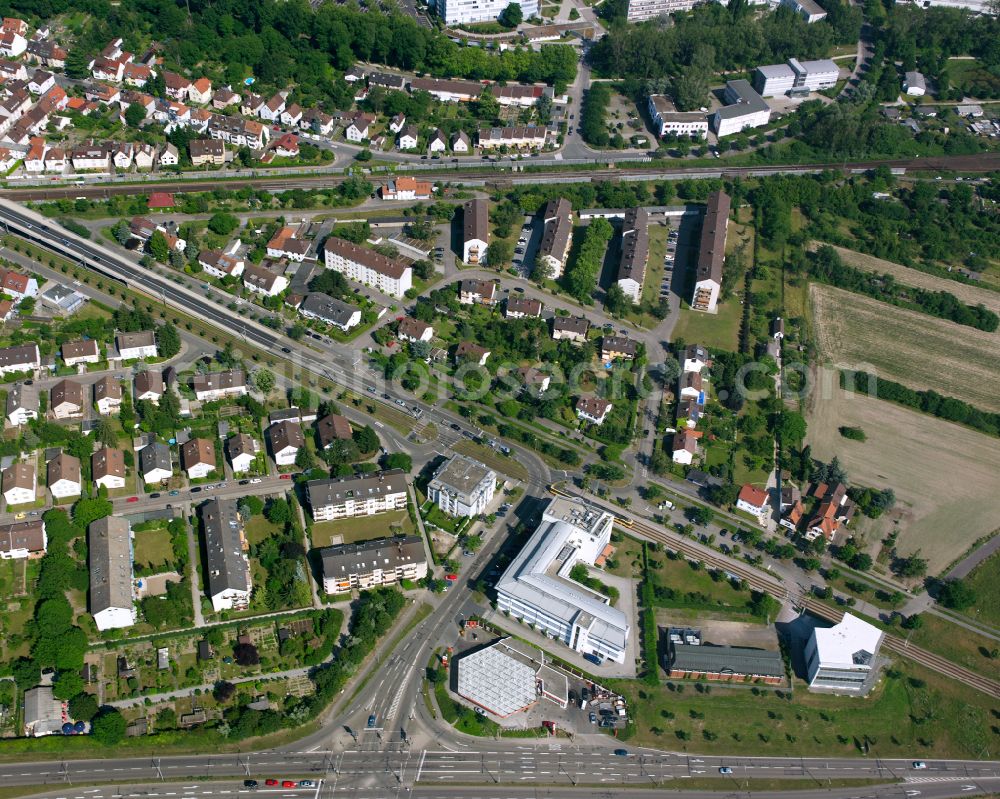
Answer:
150;492;161;499
126;496;139;503
613;749;628;756
368;713;377;727
912;762;927;769
239;480;249;485
719;767;733;774
451;423;461;431
243;780;258;789
191;486;202;493
265;779;278;786
281;781;296;788
297;780;316;788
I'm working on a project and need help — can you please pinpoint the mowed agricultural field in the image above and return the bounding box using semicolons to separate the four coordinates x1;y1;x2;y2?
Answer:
810;284;1000;413
806;381;1000;575
812;243;1000;316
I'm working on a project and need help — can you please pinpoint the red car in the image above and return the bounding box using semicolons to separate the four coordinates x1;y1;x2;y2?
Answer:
265;780;278;786
280;473;292;480
126;496;139;503
446;574;458;581
281;781;296;788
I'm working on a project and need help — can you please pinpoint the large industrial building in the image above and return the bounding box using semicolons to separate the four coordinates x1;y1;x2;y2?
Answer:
495;498;630;664
805;613;884;693
456;638;568;717
690;191;731;313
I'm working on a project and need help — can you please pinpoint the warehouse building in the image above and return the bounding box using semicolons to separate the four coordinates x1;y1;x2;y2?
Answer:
667;641;784;685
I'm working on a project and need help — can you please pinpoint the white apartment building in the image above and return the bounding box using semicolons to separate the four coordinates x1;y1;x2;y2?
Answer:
691;191;730;313
89;516;136;631
496;498;630;665
323;236;413;299
307;470;409;522
428;455;496;518
805;613;884;693
432;0;538;26
320;535;428;594
116;330;158;360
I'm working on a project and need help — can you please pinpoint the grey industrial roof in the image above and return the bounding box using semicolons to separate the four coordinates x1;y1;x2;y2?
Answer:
456;640;539;717
199;497;251;598
669;643;784;678
88;516;133;616
307;469;407;509
428;454;495;498
717;80;769;120
756;63;795;80
793;58;839;74
319;535;425;579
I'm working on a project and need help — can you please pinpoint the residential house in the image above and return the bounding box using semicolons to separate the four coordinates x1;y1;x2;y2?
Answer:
60;339;100;368
504;297;542;319
515;366;551;394
682;344;709;374
454;341;490;366
0;30;31;58
259;93;285;122
163;71;191;101
89;516;136;631
189;138;226;166
226;433;257;474
5;383;38;426
344;112;374;142
212;87;240;110
94;376;123;415
397;316;433;343
273;132;299;157
380;175;431;201
0;343;39;375
429;128;447;153
477;126;548;151
268;420;304;467
192;369;247;402
2;461;35;505
551;315;589;344
46;452;81;499
323;237;413;299
601;335;638;362
28;70;55;95
904;71;926;97
306;469;408;522
458;278;496;305
50;379;84;419
70;140;108;171
122;62;152;87
0;520;46;560
198;248;245;279
92;447;126;490
537;198;573;279
451;130;471;153
181;437;216;479
805;482;855;541
396;124;419;150
266;226;310;262
315;413;353;450
427;455;496;518
134;370;164;404
159;143;179;165
242;263;289;297
280;104;302;127
134;143;156;169
116;330;158;360
672;429;699;464
297;292;361;331
736;484;770;520
139;442;172;484
576;396;613;425
188;77;213;105
199;497;252;611
462;199;489;265
679;371;704;401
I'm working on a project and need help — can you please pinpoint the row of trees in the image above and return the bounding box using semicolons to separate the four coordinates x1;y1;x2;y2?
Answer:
563;218;613;303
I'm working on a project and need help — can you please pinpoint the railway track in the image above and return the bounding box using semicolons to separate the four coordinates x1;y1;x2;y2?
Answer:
551;484;1000;699
3;152;997;201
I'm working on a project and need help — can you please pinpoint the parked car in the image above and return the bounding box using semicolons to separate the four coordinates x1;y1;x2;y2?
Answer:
298;780;316;788
281;781;296;788
243;780;258;790
265;780;278;786
719;767;733;774
613;749;628;756
126;496;139;503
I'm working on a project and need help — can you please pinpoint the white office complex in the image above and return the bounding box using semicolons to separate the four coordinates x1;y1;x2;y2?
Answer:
432;0;538;25
754;59;839;97
647;95;708;139
712;80;771;138
805;613;884;693
427;454;496;518
495;498;630;665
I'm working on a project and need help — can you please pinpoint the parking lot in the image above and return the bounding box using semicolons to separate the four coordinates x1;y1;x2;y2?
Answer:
659;222;680;299
512;215;538;279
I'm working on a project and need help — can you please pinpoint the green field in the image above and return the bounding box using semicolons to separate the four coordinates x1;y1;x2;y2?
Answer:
133;528;174;570
245;515;282;546
960;551;1000;628
311;509;414;548
672;301;742;351
453;439;528;482
648;549;758;618
612;656;996;758
903;613;1000;678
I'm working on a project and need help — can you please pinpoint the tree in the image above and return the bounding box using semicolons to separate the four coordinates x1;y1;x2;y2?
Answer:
148;230;170;263
239;496;265;517
157;324;181;359
124;102;147;128
213;680;237;702
295;446;318;471
92;708;127;745
901;613;923;630
250;368;275;394
894;553;928;579
485;239;513;267
68;692;99;722
688;505;714;526
604;284;631;317
53;669;85;700
207;212;240;236
352;425;379;454
384;452;413;472
233;643;260;666
749;592;780;621
289;323;307;341
777;411;807;445
938;578;976;610
64;49;92;80
92;418;118;449
265;498;292;526
72;497;114;529
499;1;523;26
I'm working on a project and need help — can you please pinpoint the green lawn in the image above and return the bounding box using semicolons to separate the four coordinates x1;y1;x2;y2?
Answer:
245;515;282;546
453;439;529;483
960;552;1000;628
133;528;174;570
899;614;999;679
648;550;758;618
422;503;463;534
672;301;742;352
611;656;997;758
311;509;414;548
